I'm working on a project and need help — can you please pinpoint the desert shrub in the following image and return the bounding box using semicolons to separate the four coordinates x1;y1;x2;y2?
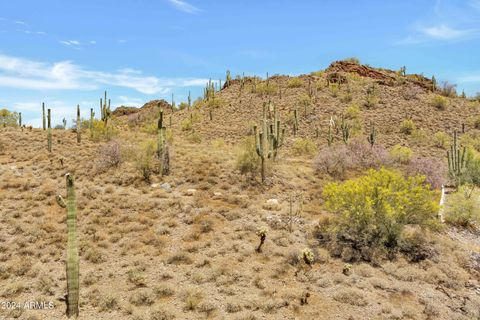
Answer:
134;140;157;182
398;227;435;262
460;131;480;152
400;119;415;135
287;77;303;88
315;145;350;179
342;57;360;64
347;139;390;170
315;140;389;178
0;109;19;127
178;102;189;110
255;83;277;95
235;136;259;177
181;118;193;131
405;157;446;189
292;138;317;156
439;81;457;98
322;168;439;260
345;104;361;119
402;85;422;100
434;131;449;149
364;84;378;108
444;188;480;229
90;119;117;141
329;83;340;97
96;141;122;172
298;94;311;113
186;132;202;143
409;129;429;146
469;116;480;129
389;145;412;164
207;97;225;109
0;140;4;154
432;95;447;110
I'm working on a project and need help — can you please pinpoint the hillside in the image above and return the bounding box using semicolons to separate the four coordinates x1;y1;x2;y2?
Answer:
0;60;480;320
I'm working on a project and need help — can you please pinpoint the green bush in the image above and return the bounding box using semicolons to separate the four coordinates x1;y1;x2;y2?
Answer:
181;118;193;131
255;83;277;95
444;188;480;229
389;144;413;164
292;138;317;156
322;168;439;259
434;131;449;149
470;116;480;129
409;129;429;146
90;120;117;141
0;109;19;127
432;95;447;110
134;140;157;182
287;77;303;88
400;119;416;135
186;132;202;143
235;136;259;177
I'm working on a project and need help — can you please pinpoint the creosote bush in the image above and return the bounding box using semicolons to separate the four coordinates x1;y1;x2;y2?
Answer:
432;95;448;110
292;138;317;156
320;168;439;261
287;77;303;88
444;188;480;229
389;144;412;164
96;141;122;172
235;136;259;178
434;131;449;149
400;119;416;135
134;140;157;182
90;119;117;141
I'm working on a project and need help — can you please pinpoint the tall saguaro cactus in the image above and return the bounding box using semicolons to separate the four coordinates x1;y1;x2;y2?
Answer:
100;91;111;126
367;123;377;147
254;105;271;183
56;174;79;318
270;103;284;160
47;109;52;152
447;130;467;187
42;102;46;130
157;108;170;176
188;91;191;111
18;112;22;127
76;105;81;144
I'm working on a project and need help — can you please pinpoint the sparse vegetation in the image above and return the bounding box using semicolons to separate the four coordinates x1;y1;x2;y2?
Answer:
400;119;416;134
432;95;448;110
287;77;303;88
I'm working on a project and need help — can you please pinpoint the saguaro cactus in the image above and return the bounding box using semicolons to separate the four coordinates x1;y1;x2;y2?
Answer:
188;91;191;111
101;91;111;126
327;125;334;146
293;109;298;136
269;103;284;160
62;118;67;130
56;174;79;318
341;118;350;144
367;123;377;147
90;108;94;138
157;109;170;176
42;102;46;130
18;112;22;127
47;109;52;152
447;130;467;187
76;105;81;144
254;106;271;183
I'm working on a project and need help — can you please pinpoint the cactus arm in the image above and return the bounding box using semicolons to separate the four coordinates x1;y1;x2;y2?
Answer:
56;195;66;208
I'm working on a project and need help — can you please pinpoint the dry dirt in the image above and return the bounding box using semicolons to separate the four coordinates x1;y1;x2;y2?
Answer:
1;61;480;320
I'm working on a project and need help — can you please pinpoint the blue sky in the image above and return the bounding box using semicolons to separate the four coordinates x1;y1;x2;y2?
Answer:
0;0;479;126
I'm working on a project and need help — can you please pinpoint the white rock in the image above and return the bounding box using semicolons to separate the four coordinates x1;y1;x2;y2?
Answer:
185;188;197;196
266;199;279;206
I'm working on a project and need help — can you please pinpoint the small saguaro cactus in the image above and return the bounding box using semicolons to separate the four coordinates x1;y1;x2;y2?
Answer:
47;109;52;152
157;108;170;176
447;130;467;187
171;93;175;109
76;105;81;144
18;112;22;127
100;91;111;126
42;102;46;130
226;70;231;87
341;118;350;144
367;123;377;147
188;91;191;111
269;103;284;160
432;75;437;92
56;173;79;318
327;124;334;146
90;108;94;137
300;248;314;267
293;109;298;136
255;227;267;253
62;118;67;130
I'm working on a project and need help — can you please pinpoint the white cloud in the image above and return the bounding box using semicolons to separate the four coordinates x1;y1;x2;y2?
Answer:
89;40;96;44
118;39;127;44
421;24;472;40
458;74;480;83
168;0;201;14
118;95;143;107
14;20;26;26
36;31;46;35
59;40;81;46
0;53;208;94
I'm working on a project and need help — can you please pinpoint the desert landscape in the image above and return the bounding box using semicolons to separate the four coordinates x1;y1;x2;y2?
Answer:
1;59;480;320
